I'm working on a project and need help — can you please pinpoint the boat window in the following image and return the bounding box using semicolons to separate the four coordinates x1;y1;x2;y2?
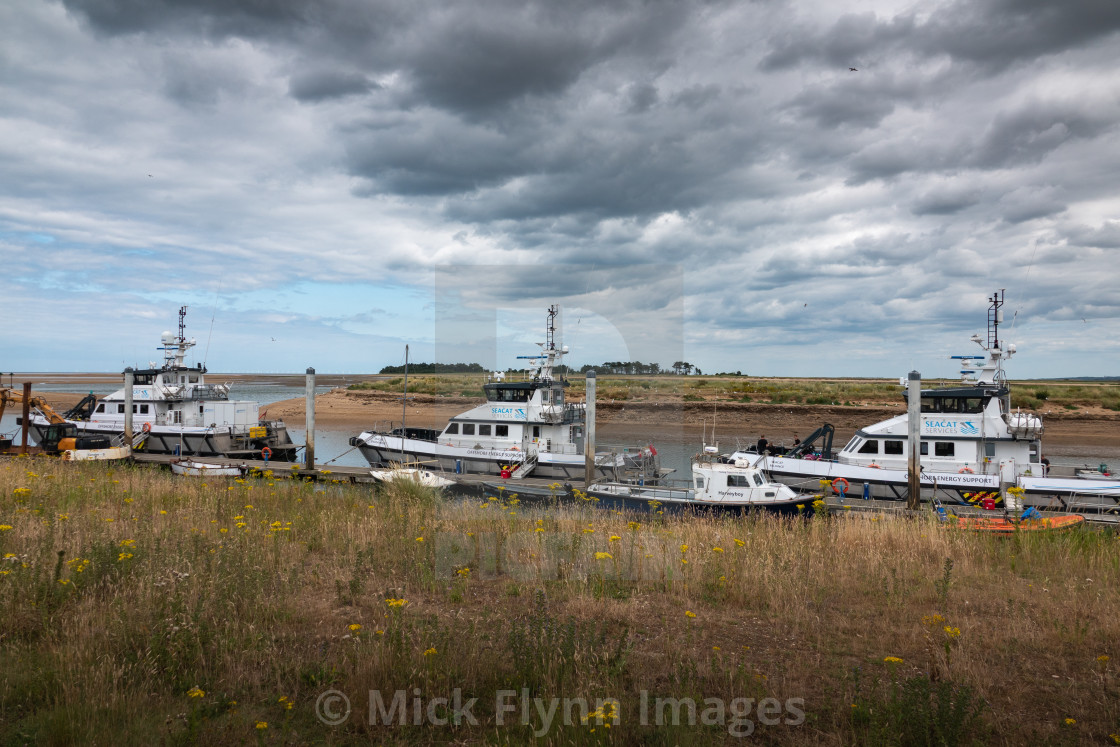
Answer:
495;425;508;437
462;424;476;436
486;386;531;403
695;477;705;489
984;443;995;458
478;425;491;436
728;475;751;487
118;404;126;414
533;426;540;438
963;398;983;413
753;473;765;487
96;404;105;413
542;390;550;403
858;440;879;454
189;374;199;383
934;442;955;457
140;404;150;414
884;440;903;455
920;442;928;455
444;423;459;435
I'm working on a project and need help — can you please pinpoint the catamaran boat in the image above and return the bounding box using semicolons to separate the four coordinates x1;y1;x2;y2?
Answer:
25;307;298;461
733;291;1119;515
350;305;662;482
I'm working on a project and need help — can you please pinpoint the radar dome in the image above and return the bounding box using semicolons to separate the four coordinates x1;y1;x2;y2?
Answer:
161;331;174;343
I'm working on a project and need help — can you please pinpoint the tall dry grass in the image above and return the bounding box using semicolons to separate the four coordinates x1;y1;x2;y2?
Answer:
1;457;1118;744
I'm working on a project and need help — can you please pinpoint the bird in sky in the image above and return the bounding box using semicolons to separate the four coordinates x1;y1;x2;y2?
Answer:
849;67;858;72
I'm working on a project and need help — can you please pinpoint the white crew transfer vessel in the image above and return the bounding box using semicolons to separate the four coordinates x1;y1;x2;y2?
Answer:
27;307;298;460
351;305;660;481
734;290;1119;514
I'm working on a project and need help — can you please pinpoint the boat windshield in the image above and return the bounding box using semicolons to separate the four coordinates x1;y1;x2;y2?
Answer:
484;384;533;403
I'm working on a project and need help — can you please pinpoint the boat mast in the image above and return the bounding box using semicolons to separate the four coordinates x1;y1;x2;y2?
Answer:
402;344;408;431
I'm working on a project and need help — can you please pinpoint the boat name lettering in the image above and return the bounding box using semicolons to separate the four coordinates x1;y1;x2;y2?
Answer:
489;407;526;418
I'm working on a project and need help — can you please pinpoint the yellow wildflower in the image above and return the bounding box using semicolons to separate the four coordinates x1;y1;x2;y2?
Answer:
187;686;205;698
595;552;613;560
685;610;697;618
256;721;268;730
423;647;437;656
883;656;903;664
348;624;362;632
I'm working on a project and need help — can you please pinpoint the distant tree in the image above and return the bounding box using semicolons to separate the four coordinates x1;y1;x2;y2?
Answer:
378;362;486;374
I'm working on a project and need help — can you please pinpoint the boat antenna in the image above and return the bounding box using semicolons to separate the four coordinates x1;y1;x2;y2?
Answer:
202;280;222;369
1008;240;1038;337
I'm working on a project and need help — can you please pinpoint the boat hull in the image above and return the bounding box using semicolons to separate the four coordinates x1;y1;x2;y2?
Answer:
947;514;1085;533
752;454;1120;514
61;445;132;462
170;459;246;477
355;434;648;482
28;418;298;461
481;481;812;516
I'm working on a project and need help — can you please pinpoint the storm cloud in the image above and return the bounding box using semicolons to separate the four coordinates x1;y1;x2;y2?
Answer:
0;0;1117;375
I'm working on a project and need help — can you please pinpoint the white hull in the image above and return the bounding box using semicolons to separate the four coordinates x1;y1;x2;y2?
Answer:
749;454;1120;512
356;433;643;481
170;459;245;477
369;467;455;488
61;445;132;461
28;417;297;461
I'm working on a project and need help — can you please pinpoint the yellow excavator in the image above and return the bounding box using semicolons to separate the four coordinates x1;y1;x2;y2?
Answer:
1;387;113;455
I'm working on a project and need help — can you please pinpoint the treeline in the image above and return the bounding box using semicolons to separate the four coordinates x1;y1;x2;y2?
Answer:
577;361;727;375
378;362;487;374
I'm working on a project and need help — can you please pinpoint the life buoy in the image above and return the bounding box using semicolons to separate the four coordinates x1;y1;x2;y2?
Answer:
261;446;272;460
958;466;974;474
510;446;519;452
868;463;881;469
142;422;152;433
831;477;850;494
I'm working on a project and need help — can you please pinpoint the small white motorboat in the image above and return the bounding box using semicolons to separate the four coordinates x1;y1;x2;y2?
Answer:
170;458;247;477
369;466;455;488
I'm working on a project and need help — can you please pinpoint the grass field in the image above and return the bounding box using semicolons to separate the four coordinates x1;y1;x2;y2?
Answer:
349;375;1120;412
2;458;1119;744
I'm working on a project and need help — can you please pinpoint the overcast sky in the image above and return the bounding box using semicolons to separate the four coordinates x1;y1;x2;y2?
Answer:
2;0;1118;379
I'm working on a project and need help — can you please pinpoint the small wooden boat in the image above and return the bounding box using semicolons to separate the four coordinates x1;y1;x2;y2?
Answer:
948;513;1085;534
170;458;247;477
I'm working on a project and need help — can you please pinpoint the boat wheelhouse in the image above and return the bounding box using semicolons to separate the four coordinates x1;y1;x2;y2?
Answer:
27;307;298;460
351;305;661;481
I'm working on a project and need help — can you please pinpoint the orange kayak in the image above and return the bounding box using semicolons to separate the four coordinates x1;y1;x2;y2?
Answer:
949;514;1085;533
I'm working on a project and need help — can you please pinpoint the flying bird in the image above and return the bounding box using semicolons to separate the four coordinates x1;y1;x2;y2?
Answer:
849;67;858;72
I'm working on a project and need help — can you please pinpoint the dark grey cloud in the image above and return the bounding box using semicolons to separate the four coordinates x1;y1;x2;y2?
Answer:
761;0;1120;74
289;69;378;102
3;0;1117;376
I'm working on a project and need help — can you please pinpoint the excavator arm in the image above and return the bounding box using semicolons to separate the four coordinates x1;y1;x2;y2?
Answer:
0;388;69;425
